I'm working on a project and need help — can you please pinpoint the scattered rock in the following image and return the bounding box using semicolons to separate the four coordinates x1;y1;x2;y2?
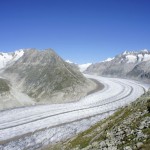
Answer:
92;141;99;148
124;146;132;150
99;141;107;148
136;142;143;148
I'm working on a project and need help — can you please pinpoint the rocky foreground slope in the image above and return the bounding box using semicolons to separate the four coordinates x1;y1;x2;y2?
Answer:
45;90;150;150
85;49;150;82
0;49;96;110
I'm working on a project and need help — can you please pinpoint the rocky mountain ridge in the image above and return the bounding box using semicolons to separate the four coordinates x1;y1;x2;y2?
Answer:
85;49;150;82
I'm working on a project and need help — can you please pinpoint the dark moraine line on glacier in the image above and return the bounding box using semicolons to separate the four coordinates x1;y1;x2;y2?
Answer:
0;82;131;131
0;90;130;130
0;110;115;145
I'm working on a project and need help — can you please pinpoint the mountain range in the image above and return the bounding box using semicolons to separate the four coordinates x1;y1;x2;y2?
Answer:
85;49;150;82
0;48;150;149
0;48;150;110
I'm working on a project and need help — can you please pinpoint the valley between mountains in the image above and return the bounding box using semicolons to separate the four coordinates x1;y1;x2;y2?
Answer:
0;74;149;150
0;49;150;150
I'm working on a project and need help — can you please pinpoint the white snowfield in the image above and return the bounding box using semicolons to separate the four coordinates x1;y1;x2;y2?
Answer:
78;63;92;72
0;50;24;69
0;74;149;149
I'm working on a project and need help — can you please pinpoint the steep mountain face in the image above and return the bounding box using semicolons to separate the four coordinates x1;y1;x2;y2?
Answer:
85;49;150;81
127;60;150;81
2;49;96;104
65;60;80;71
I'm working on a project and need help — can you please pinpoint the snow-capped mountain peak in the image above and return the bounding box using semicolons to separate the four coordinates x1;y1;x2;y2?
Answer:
85;49;150;81
123;51;128;55
13;49;24;61
120;49;150;63
102;57;114;62
140;49;149;53
0;49;24;69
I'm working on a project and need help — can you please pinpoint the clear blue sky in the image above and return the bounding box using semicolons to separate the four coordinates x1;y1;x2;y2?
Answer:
0;0;150;63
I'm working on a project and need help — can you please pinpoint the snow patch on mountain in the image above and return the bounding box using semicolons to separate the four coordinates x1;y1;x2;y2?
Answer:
0;53;13;69
143;54;150;61
102;57;114;62
0;49;24;69
123;49;149;55
78;63;92;72
137;54;143;62
126;55;137;63
66;60;73;64
13;50;24;61
121;49;150;63
141;49;149;53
